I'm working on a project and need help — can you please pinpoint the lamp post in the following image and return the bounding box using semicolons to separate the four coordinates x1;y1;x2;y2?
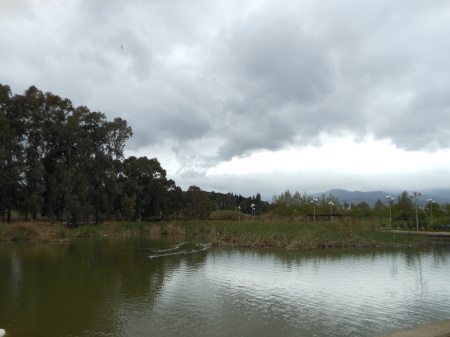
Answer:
385;195;394;227
251;203;255;221
410;191;421;231
238;206;241;221
328;201;334;221
311;198;318;222
426;198;435;228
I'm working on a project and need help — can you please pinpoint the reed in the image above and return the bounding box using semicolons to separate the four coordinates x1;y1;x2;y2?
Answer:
156;219;425;250
0;219;426;250
0;222;70;242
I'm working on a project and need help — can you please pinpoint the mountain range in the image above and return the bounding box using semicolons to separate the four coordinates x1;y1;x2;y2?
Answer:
311;188;450;207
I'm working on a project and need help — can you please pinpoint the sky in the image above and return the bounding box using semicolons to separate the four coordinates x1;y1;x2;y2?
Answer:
1;0;450;201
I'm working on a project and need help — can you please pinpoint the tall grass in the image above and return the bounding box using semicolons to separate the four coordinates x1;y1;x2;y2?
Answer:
0;222;70;242
0;219;426;250
157;219;425;250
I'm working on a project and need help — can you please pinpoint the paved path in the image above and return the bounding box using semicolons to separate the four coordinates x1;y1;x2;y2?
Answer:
379;319;450;337
390;230;450;237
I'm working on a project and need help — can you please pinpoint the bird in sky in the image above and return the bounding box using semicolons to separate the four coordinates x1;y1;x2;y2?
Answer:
121;45;123;49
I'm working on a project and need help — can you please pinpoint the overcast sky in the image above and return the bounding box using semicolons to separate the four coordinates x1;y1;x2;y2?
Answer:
2;0;450;200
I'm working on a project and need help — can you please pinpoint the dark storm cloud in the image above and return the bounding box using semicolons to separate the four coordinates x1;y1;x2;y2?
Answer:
211;7;336;159
1;0;450;173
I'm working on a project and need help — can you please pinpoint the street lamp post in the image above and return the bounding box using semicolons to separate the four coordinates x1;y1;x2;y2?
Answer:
328;201;334;221
238;206;241;221
410;191;422;231
311;198;318;222
385;195;394;227
251;203;255;221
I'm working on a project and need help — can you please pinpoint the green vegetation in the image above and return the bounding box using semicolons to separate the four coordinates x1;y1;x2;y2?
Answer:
0;220;427;250
204;220;426;249
270;189;450;231
209;210;241;220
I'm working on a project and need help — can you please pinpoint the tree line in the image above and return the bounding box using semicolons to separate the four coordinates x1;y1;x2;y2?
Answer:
0;84;269;223
271;190;450;228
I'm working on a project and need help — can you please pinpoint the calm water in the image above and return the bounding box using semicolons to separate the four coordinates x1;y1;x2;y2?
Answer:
0;236;449;337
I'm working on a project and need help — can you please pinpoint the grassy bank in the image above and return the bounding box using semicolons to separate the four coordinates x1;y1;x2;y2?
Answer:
0;219;426;250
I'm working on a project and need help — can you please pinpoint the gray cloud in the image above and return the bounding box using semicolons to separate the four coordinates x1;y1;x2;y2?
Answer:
210;6;337;159
2;0;450;195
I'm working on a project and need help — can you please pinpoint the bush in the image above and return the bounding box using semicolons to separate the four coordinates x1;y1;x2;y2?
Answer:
161;224;185;235
209;210;240;220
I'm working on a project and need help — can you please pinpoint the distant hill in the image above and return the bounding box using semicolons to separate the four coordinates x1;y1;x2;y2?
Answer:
311;188;450;207
418;189;450;203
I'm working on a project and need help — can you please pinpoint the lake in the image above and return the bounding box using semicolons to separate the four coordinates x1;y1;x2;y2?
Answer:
0;236;449;337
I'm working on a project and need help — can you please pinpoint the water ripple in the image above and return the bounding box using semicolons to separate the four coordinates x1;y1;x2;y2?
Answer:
147;242;209;259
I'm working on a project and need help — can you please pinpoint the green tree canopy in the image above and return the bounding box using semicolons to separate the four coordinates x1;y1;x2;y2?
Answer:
183;186;213;220
0;84;134;223
396;191;414;220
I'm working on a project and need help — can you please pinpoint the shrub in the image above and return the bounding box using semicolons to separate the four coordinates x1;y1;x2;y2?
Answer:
209;210;240;220
161;224;185;235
